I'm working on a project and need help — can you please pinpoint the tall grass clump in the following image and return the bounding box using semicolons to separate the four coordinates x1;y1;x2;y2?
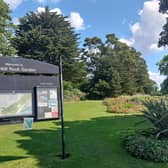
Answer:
103;95;152;113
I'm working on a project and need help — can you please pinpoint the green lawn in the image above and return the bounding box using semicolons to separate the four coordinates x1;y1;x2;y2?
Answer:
0;101;167;168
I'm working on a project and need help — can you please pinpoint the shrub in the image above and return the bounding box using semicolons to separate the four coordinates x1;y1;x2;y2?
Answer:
103;95;149;113
63;81;86;101
103;95;166;114
63;80;74;91
142;98;168;138
64;89;85;101
124;132;168;162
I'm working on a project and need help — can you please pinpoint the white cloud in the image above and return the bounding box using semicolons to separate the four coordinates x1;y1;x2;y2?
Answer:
50;8;62;15
121;0;167;54
149;43;164;52
149;71;166;88
37;7;62;15
68;12;85;31
119;38;134;47
37;7;45;13
4;0;23;9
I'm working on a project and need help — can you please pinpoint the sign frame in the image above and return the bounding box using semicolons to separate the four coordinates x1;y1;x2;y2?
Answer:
34;86;60;121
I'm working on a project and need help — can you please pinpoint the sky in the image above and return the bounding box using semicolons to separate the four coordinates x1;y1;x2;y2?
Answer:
4;0;168;87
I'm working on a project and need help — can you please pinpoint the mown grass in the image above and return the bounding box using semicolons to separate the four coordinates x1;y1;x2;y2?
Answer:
0;101;168;168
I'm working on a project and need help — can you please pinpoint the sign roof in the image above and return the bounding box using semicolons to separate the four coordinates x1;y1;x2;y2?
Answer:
0;57;59;74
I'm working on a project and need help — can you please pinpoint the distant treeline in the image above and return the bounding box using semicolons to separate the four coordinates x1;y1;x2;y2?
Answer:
80;34;156;99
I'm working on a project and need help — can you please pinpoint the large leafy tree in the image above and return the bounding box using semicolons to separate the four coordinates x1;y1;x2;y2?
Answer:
0;0;16;56
158;0;168;93
12;7;86;85
158;55;168;93
158;0;168;47
81;34;155;99
159;0;168;14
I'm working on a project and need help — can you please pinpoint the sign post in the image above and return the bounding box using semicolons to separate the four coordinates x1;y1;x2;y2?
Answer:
59;55;69;159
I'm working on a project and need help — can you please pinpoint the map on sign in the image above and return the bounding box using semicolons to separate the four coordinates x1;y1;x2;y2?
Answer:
0;93;32;117
36;87;59;120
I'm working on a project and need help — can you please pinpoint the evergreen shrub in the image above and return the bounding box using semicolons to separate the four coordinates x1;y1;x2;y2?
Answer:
124;132;168;162
63;81;85;101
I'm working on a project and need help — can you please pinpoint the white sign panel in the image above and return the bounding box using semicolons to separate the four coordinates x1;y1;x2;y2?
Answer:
36;87;59;120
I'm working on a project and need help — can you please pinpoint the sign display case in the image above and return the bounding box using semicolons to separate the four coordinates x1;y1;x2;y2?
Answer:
36;87;59;120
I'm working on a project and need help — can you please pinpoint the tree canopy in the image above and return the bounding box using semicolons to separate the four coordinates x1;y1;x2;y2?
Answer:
158;0;168;47
158;0;168;94
0;0;16;56
80;34;156;99
159;0;168;14
158;55;168;93
12;6;86;86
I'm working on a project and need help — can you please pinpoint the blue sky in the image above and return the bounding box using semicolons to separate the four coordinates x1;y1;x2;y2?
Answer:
4;0;167;86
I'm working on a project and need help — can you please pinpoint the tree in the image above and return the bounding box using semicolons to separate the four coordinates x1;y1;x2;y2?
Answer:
12;6;86;86
81;34;155;99
158;1;168;93
158;55;168;93
159;0;168;14
0;0;16;56
158;0;168;47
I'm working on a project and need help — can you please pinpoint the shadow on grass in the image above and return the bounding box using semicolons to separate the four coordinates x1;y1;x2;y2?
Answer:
0;156;28;163
14;115;148;168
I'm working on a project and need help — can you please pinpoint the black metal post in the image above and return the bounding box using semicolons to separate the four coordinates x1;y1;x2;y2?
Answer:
59;55;69;159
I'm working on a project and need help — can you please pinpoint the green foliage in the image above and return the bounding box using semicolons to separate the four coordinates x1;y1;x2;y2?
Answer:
12;6;86;85
157;55;168;94
142;98;168;138
103;95;151;113
124;132;168;162
89;79;111;99
63;80;74;91
159;0;168;13
158;55;168;76
64;89;85;101
158;1;168;94
81;34;156;99
63;81;85;101
161;78;168;94
158;0;168;48
0;0;16;56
